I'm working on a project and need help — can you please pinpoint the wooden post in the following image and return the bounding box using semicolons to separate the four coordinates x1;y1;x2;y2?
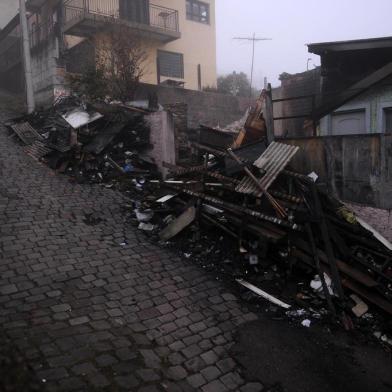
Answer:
263;83;275;145
156;55;161;84
197;64;202;91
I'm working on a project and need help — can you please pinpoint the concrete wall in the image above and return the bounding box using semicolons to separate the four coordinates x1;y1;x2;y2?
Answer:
29;1;65;107
146;110;177;178
134;82;249;128
0;0;18;29
320;83;392;135
31;38;61;106
279;133;392;209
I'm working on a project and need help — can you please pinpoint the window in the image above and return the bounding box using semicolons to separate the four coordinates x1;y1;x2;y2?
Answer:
186;0;210;24
158;50;184;79
331;109;366;135
384;108;392;132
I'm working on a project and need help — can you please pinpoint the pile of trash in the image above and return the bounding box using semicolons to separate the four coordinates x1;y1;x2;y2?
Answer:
6;96;159;183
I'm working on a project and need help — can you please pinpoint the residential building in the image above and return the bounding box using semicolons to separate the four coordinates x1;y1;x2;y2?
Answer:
308;36;392;136
0;0;217;105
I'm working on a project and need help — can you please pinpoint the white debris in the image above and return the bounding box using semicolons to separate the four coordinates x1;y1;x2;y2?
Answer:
310;273;334;296
350;294;369;317
135;209;154;222
236;279;291;309
138;222;155;232
308;171;319;182
156;194;176;203
301;319;311;328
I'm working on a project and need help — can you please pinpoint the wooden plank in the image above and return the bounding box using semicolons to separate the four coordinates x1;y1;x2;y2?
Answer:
159;206;196;241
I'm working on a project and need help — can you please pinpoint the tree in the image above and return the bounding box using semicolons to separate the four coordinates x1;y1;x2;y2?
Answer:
215;71;259;98
67;24;147;101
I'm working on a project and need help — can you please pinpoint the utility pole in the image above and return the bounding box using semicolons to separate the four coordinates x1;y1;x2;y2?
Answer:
234;34;272;99
20;0;35;113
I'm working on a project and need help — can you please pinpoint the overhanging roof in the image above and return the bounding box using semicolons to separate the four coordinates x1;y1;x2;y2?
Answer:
308;36;392;55
314;61;392;119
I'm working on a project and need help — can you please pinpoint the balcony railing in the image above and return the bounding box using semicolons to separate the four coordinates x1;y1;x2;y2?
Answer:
63;0;179;33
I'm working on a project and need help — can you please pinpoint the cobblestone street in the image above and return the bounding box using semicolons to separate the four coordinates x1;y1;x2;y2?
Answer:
0;100;263;391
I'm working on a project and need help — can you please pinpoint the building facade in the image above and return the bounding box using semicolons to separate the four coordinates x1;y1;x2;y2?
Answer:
308;36;392;136
0;0;217;105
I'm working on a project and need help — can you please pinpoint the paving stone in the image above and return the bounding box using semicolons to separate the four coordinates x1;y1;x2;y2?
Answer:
37;367;69;381
217;358;236;373
202;379;228;392
137;368;160;382
201;350;219;365
115;347;138;361
184;356;205;373
220;372;244;389
240;382;265;392
69;316;89;326
166;365;187;381
182;344;202;359
187;373;207;388
201;366;222;382
140;349;161;368
1;284;18;295
138;386;161;392
71;362;97;375
115;375;140;389
95;354;118;367
51;304;71;313
88;373;111;388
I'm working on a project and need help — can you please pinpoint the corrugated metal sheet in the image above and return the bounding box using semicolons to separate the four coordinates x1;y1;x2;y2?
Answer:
236;141;299;196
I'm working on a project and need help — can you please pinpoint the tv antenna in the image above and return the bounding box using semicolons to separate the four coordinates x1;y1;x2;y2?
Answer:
234;34;272;99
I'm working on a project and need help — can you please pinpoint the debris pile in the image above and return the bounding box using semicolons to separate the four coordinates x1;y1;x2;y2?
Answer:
127;131;392;341
7;93;392;343
7;96;158;183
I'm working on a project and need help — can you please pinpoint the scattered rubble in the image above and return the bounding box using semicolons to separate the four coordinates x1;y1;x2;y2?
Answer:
6;93;392;348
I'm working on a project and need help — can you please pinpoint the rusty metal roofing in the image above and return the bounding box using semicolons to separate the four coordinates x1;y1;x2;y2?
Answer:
235;142;299;196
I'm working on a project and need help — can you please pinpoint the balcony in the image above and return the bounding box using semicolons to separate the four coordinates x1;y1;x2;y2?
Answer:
63;0;181;43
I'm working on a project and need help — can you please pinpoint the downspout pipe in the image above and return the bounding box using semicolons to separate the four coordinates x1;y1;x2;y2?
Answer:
19;0;35;113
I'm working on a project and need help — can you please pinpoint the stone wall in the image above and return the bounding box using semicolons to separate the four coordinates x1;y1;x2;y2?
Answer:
134;83;250;129
280;133;392;209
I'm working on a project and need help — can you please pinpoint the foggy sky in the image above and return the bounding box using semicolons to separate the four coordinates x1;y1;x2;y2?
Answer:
216;0;392;87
